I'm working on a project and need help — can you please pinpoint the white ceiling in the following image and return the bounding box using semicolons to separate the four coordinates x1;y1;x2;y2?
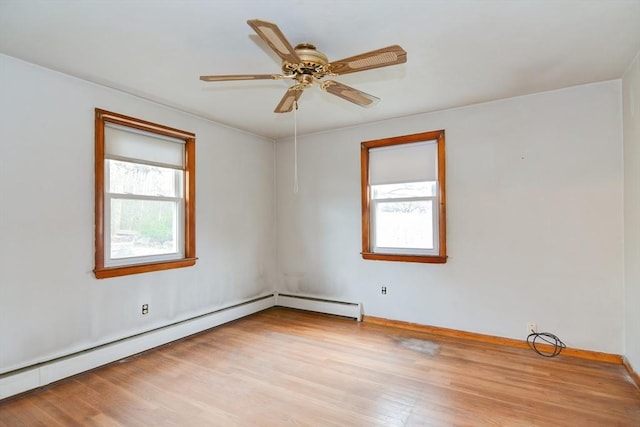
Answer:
1;0;639;140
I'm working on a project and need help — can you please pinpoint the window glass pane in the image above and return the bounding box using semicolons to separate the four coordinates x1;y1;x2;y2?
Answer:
110;198;178;259
375;200;433;249
108;159;181;197
372;181;436;199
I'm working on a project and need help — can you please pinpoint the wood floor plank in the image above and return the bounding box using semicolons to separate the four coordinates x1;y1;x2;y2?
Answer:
1;307;639;426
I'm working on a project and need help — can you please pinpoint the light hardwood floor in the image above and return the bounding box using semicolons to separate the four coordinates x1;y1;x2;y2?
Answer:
1;308;639;426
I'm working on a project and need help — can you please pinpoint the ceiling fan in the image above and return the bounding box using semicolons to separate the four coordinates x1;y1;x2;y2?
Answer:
199;19;407;113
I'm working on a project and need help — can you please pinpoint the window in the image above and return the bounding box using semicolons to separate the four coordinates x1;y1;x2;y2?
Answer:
361;130;446;263
94;109;196;278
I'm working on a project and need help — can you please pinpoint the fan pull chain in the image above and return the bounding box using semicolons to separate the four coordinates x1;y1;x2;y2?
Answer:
293;100;299;194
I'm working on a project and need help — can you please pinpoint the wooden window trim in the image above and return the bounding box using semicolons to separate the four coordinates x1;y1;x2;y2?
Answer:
94;109;196;279
361;130;447;264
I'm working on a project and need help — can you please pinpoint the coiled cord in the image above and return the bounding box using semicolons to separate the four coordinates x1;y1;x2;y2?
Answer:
526;331;566;357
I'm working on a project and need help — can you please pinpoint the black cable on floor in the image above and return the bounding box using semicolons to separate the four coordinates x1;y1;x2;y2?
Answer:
526;331;566;357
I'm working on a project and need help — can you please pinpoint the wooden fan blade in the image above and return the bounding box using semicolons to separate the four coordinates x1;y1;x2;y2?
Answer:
328;45;407;75
200;74;281;82
274;88;303;113
247;19;301;65
321;81;379;107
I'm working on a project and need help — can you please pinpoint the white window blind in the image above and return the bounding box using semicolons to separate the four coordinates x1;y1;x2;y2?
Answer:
369;140;437;185
104;123;184;169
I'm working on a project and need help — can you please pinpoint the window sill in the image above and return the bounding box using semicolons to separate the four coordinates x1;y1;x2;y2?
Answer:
94;257;197;279
361;252;447;264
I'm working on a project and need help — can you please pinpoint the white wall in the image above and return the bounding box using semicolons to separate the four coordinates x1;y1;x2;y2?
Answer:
623;51;640;370
276;81;624;354
0;50;630;380
0;54;276;374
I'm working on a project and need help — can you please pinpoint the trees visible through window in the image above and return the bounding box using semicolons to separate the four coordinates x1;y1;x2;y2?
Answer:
94;109;196;278
361;130;446;264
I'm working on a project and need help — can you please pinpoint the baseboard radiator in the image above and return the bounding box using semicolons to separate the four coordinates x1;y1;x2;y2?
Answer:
0;294;275;400
275;292;362;321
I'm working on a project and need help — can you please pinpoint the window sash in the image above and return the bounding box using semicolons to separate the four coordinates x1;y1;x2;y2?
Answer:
105;159;183;198
371;195;439;255
103;156;185;266
104;194;185;267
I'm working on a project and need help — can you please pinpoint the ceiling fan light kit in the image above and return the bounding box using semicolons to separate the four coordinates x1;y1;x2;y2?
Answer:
200;19;407;113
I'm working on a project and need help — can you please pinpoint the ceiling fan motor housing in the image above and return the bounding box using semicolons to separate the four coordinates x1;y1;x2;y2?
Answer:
282;43;330;79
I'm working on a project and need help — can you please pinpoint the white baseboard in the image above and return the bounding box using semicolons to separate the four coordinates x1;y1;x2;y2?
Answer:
0;294;275;400
275;292;362;321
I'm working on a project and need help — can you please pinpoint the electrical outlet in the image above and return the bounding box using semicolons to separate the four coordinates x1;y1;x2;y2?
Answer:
142;304;149;315
527;322;537;335
381;286;387;295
